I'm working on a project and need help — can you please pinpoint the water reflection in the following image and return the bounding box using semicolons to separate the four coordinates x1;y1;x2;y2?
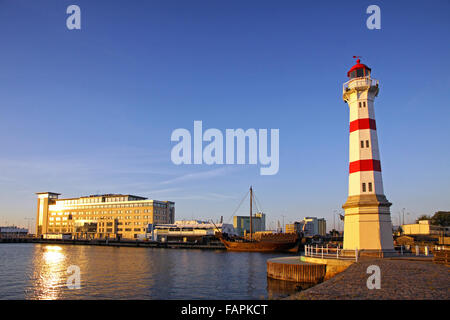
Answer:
2;244;303;299
34;245;67;300
266;277;316;299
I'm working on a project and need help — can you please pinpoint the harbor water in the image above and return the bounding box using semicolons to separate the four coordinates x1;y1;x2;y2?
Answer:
0;243;304;300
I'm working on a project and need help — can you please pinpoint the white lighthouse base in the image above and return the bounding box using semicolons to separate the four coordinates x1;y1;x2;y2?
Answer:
342;195;395;257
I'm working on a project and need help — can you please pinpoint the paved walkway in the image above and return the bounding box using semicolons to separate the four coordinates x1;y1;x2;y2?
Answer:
285;258;449;300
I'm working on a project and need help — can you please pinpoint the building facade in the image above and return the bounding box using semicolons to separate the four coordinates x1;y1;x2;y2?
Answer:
401;220;449;236
233;213;266;236
152;220;236;242
0;226;28;238
285;218;326;236
36;192;174;239
341;58;394;254
289;217;326;237
285;222;302;234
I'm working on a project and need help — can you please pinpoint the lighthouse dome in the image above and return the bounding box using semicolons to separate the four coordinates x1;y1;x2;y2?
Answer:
347;59;371;78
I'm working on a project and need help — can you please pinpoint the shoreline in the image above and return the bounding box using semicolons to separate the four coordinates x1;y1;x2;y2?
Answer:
0;237;226;250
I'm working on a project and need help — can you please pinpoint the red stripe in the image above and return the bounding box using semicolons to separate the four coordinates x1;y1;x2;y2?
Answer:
350;118;376;132
349;159;381;173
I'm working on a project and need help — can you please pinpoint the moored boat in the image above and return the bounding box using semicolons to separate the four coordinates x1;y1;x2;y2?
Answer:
215;186;301;253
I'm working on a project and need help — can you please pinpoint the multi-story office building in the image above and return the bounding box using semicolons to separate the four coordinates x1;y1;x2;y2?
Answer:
233;212;266;236
286;217;327;237
302;217;326;237
285;222;302;234
36;192;174;240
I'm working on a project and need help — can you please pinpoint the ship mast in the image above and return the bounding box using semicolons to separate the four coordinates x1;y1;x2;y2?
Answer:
249;186;253;241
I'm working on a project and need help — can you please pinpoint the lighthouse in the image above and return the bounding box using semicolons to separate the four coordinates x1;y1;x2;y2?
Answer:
342;57;394;256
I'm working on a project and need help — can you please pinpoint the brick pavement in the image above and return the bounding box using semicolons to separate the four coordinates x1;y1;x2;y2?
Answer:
285;258;449;300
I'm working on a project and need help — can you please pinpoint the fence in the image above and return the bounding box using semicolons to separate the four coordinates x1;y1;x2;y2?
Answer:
304;244;358;261
304;244;442;261
342;77;379;94
395;244;437;256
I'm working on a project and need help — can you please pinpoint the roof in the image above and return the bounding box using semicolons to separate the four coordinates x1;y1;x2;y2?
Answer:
54;194;148;201
79;194;147;199
347;58;371;77
35;192;61;195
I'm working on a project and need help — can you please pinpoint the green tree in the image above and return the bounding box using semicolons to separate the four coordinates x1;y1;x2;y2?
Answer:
431;211;450;227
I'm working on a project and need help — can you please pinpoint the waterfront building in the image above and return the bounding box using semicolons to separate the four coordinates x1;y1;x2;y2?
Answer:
286;218;326;237
233;212;266;236
35;192;174;239
341;58;394;255
152;220;236;242
285;222;302;234
401;220;449;236
0;226;28;238
303;217;326;237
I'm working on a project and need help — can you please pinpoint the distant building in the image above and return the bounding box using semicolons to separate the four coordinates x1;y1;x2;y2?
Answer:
233;213;266;236
285;222;302;234
304;217;326;237
0;226;28;238
36;192;174;240
152;220;236;242
287;217;327;237
401;220;449;236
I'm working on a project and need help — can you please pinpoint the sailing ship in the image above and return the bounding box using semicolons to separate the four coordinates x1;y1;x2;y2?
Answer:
215;186;300;252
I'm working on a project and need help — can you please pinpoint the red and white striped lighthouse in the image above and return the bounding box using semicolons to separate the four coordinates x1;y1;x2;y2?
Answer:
342;57;394;255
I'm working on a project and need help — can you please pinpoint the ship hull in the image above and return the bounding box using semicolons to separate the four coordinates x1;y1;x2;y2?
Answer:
217;234;300;253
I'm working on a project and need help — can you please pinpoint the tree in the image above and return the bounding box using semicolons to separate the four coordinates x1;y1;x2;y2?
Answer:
416;214;431;223
431;211;450;227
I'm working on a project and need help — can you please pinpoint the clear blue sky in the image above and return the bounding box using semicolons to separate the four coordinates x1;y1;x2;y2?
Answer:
0;0;449;231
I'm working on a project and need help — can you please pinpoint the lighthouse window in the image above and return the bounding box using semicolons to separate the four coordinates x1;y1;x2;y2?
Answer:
359;102;362;108
361;141;364;148
366;140;369;148
362;183;366;192
368;182;373;192
363;101;366;107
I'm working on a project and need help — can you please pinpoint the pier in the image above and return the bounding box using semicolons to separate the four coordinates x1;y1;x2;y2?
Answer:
267;257;326;283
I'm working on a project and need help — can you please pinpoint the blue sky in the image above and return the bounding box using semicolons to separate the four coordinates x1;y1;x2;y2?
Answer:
0;0;449;231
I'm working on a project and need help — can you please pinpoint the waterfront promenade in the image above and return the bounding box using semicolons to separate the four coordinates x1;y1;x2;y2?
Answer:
285;258;450;300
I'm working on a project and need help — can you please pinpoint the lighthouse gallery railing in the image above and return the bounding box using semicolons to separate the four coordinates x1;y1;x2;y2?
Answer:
343;77;379;94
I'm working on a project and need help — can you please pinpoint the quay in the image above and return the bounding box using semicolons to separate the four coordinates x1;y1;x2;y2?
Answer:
0;237;226;250
266;244;448;292
267;257;326;284
285;258;449;300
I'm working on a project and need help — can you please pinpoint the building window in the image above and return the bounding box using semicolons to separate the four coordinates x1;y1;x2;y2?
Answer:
368;182;373;192
359;102;362;108
361;140;364;148
362;183;366;192
366;140;369;148
363;101;366;107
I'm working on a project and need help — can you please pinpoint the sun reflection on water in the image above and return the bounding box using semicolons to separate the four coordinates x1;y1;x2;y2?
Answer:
36;245;66;300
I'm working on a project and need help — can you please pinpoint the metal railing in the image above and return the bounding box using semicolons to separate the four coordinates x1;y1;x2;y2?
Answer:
343;77;379;94
304;244;358;261
396;244;436;256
